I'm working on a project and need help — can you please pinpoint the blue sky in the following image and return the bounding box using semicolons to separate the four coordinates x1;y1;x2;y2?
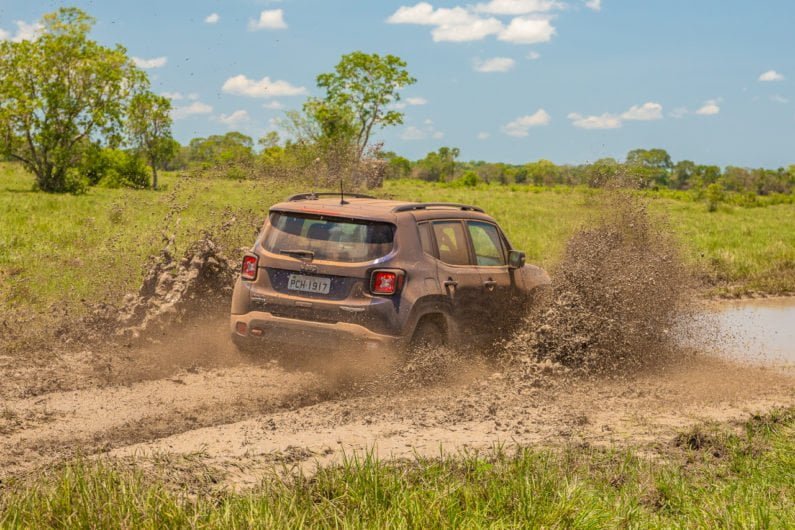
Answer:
1;1;793;167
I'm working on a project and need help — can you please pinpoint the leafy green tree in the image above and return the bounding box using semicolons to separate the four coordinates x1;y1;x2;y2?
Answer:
312;51;416;160
625;148;672;187
127;92;174;189
524;159;559;186
187;132;255;167
671;160;696;189
414;147;459;182
0;8;145;192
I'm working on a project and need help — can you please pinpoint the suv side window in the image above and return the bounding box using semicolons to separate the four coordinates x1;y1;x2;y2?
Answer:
432;221;471;266
467;221;506;266
417;222;437;258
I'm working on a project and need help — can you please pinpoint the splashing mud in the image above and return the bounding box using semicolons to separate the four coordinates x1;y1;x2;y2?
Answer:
506;189;698;374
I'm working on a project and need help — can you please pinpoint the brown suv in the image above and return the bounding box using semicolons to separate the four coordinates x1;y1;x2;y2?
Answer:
230;193;550;353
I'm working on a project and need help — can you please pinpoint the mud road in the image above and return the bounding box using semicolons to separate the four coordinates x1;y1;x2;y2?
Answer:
1;306;793;491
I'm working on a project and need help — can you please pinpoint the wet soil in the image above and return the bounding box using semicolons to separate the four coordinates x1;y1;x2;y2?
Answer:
1;315;792;490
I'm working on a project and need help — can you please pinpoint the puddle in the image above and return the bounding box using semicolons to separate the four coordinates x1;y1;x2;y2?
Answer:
707;298;795;364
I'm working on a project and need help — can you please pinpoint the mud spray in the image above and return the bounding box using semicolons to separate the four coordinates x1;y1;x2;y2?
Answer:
504;188;698;377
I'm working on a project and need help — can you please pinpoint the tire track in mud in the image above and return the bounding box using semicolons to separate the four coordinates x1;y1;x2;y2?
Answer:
0;363;332;477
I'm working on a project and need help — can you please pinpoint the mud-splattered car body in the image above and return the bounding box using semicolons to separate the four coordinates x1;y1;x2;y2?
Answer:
230;194;550;352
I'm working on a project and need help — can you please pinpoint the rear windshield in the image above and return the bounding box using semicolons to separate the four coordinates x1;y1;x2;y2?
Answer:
263;212;395;263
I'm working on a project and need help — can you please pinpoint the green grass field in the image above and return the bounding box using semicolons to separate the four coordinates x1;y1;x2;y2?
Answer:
2;163;794;313
1;409;793;528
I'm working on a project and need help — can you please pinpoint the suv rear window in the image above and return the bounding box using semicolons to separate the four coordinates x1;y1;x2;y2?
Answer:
263;212;395;263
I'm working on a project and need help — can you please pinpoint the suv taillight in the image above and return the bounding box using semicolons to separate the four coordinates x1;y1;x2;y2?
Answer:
370;269;404;296
241;254;258;281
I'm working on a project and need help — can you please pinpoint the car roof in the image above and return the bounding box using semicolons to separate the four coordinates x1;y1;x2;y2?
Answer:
269;196;496;223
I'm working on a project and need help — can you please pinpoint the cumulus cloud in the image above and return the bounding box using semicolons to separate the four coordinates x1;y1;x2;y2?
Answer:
526;50;541;60
222;74;307;98
393;96;429;109
387;3;502;42
568;101;663;129
217;110;251;127
568;112;621;129
400;120;444;140
477;131;491;140
474;57;516;73
473;0;562;15
0;20;44;42
263;101;286;110
758;69;783;82
498;16;555;44
249;9;287;30
585;0;602;11
770;94;789;104
502;109;551;136
205;13;220;24
621;101;663;121
172;101;213;120
132;56;168;69
695;99;720;115
161;91;184;100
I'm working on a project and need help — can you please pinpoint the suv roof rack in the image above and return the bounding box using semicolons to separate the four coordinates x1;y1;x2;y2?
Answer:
287;192;377;202
392;202;485;213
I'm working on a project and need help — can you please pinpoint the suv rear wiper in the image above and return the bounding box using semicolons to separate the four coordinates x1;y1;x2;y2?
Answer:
279;249;315;261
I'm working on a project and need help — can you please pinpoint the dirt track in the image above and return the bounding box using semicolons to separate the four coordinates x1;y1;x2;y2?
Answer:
1;316;793;490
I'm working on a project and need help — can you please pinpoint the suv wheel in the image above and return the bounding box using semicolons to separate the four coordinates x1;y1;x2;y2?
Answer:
410;318;446;350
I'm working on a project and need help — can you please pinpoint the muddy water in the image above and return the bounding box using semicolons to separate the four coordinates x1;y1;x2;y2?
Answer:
709;298;795;364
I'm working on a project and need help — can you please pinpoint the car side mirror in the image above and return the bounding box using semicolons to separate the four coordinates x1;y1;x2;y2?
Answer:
508;250;526;269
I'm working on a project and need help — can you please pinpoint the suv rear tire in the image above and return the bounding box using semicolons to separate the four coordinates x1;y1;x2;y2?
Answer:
410;318;446;350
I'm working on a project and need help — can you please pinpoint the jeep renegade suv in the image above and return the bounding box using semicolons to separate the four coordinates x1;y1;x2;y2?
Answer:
230;193;550;353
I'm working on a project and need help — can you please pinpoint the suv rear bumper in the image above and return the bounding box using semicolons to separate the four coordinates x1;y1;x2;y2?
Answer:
230;311;405;351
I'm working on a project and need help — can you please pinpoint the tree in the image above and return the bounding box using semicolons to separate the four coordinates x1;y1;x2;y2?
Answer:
414;147;459;182
312;51;416;161
626;148;672;187
127;92;174;189
0;8;145;192
186;132;255;167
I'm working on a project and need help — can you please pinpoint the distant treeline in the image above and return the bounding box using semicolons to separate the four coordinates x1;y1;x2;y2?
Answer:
157;135;793;197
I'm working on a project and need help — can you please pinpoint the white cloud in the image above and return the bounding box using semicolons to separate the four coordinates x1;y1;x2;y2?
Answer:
758;70;784;82
695;99;720;115
502;109;551;136
399;119;444;140
393;96;429;109
263;101;285;110
187;93;199;100
477;131;491;140
387;3;503;42
132;56;168;69
432;16;503;42
568;112;621;129
669;106;688;118
527;50;541;60
474;0;563;15
161;91;184;100
621;101;663;121
498;16;555;44
205;13;220;24
585;0;602;11
400;125;427;140
387;3;472;25
770;94;789;104
218;110;251;127
222;74;307;98
249;9;287;31
474;57;516;73
2;20;44;42
172;101;213;120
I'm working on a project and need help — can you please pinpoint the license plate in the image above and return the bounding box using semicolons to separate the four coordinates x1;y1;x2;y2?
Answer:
287;274;331;294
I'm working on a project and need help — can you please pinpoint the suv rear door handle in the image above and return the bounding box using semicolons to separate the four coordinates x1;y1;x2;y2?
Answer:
443;279;459;288
483;279;497;291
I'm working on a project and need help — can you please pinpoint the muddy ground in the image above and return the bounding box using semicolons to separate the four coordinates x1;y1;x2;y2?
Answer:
1;313;793;491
